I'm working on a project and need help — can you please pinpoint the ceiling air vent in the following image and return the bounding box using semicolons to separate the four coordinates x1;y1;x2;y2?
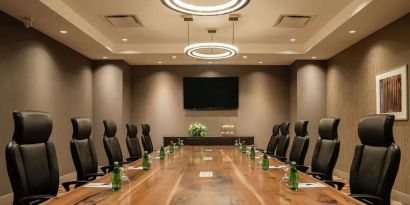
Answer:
103;15;143;28
274;15;314;28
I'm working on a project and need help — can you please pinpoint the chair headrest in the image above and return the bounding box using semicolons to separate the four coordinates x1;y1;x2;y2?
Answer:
318;118;340;140
141;124;150;135
103;120;117;138
71;117;92;140
280;121;290;135
272;124;280;135
12;110;52;144
126;123;138;138
295;120;308;137
358;114;395;147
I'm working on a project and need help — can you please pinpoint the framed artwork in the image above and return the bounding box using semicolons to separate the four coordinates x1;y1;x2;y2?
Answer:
376;65;408;120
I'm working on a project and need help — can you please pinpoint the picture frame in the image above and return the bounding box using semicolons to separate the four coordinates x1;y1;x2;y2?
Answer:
376;65;408;120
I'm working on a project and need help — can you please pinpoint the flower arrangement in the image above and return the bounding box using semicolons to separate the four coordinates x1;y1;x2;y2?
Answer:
187;122;208;137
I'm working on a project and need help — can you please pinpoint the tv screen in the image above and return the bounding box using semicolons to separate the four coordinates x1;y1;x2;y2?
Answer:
183;77;239;110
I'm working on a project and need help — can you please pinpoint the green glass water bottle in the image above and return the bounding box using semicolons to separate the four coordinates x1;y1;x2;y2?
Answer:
111;161;121;191
250;145;256;160
177;138;181;146
170;141;174;153
234;139;238;146
241;141;246;153
289;161;299;191
159;145;165;160
262;151;269;170
142;151;150;170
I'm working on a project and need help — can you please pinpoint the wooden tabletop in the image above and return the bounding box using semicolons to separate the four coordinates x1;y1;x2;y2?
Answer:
44;146;362;205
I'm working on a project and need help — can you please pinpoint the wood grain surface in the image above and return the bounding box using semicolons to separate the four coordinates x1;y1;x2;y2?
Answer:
44;146;362;205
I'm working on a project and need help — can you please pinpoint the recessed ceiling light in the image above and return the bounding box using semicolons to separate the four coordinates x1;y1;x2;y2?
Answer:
242;56;248;59
290;38;296;42
258;61;263;64
102;56;108;59
59;30;67;34
208;61;213;64
157;61;163;64
122;38;128;42
349;30;356;34
172;55;177;59
312;56;317;59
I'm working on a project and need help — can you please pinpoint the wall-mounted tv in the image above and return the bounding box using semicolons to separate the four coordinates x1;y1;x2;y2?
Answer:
183;77;239;110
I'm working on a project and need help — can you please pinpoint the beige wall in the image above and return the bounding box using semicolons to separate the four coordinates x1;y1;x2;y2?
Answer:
327;13;410;194
289;60;327;165
92;61;131;165
0;12;93;195
130;65;290;150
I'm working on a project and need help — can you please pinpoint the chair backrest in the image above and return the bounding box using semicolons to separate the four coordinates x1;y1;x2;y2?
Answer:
289;120;309;165
141;124;154;153
6;111;59;204
275;121;290;157
126;123;142;159
266;124;280;153
103;120;123;165
70;117;99;181
311;118;340;180
350;114;400;204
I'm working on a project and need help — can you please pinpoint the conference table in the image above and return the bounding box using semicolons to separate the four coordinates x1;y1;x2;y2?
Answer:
44;146;362;205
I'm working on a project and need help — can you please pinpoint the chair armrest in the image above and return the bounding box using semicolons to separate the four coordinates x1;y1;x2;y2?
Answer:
18;194;54;205
322;180;345;191
296;165;309;172
126;157;140;162
350;194;383;205
275;156;287;162
306;171;326;180
84;173;105;181
62;180;90;191
101;165;114;174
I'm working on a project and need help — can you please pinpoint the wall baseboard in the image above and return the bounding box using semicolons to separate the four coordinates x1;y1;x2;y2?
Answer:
334;169;410;204
0;171;77;205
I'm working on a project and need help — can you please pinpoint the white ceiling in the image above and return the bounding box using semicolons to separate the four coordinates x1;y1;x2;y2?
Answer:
0;0;409;65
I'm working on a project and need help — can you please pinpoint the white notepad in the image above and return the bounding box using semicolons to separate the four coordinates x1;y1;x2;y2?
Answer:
199;171;213;178
83;183;112;188
128;166;144;170
269;165;287;169
298;182;327;188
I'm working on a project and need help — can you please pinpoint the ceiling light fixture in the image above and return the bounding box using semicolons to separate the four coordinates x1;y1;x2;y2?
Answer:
183;15;239;60
161;0;250;16
157;61;163;64
258;61;263;64
59;30;67;34
349;30;356;34
290;38;296;42
122;38;128;42
172;55;177;59
242;55;248;59
102;56;108;59
312;56;317;59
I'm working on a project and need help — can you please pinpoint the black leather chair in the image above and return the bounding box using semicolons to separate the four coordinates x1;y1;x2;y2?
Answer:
272;121;290;158
298;118;340;181
126;123;142;161
5;111;85;205
141;124;154;153
102;120;129;173
64;118;105;191
280;120;309;165
265;124;280;154
327;114;401;205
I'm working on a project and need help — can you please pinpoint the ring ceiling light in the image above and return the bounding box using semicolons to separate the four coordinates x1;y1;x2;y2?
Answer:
184;42;239;60
161;0;250;16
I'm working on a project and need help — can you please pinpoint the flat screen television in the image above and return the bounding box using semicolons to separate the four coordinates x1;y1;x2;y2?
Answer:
183;77;239;110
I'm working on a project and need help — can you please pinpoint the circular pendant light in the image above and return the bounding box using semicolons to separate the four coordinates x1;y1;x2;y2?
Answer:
184;42;238;60
161;0;250;16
